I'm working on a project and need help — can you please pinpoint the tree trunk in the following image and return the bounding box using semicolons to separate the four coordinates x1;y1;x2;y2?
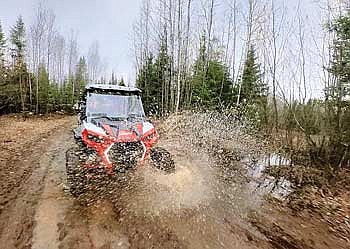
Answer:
182;0;192;108
175;0;182;112
36;69;39;113
19;71;25;112
271;0;278;131
237;0;254;107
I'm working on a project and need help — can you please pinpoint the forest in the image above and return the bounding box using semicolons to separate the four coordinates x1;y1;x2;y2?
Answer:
0;0;349;178
0;5;117;114
133;0;350;179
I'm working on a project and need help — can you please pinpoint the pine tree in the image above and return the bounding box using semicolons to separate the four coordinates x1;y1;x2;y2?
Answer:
10;16;26;63
136;47;170;116
136;55;159;115
326;12;350;166
10;16;27;112
119;77;126;86
62;78;74;112
239;45;268;126
206;59;233;108
239;46;267;104
75;57;88;97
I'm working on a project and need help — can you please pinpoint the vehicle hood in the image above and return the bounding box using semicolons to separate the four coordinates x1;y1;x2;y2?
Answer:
91;117;143;138
77;118;155;142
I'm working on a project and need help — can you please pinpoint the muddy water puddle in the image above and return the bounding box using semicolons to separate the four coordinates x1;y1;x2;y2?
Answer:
244;153;293;199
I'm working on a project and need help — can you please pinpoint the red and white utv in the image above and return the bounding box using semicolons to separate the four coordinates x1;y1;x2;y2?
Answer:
66;84;174;196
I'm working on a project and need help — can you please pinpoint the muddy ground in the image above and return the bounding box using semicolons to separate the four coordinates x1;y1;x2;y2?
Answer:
0;114;348;249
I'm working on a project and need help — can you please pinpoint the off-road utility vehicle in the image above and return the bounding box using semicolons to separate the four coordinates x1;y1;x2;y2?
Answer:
66;84;174;196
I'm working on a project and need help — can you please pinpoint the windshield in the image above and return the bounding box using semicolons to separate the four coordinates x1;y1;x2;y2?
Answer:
86;92;145;120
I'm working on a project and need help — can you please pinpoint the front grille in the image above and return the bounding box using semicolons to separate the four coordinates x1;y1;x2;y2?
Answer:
108;142;144;171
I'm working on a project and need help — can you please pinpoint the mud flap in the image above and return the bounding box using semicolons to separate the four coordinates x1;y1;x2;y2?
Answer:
150;147;175;174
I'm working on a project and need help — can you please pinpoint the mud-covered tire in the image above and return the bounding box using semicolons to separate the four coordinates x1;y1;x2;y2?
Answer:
66;148;87;197
150;147;175;174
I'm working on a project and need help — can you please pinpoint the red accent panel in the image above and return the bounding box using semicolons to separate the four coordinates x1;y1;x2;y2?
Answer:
140;128;159;161
82;129;115;173
81;125;160;173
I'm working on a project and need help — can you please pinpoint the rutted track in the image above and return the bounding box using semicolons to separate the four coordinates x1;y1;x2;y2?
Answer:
0;114;348;249
0;115;74;249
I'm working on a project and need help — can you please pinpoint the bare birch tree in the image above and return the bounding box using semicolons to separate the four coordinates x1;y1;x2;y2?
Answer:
183;0;192;105
175;0;183;112
87;40;101;82
29;4;47;113
45;10;56;80
297;6;307;103
67;30;78;78
270;0;278;130
52;34;65;86
236;0;259;106
67;30;78;101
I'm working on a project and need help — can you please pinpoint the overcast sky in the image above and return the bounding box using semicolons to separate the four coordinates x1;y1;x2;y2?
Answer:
0;0;141;82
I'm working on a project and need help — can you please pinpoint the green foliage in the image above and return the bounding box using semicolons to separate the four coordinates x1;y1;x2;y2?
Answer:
37;65;50;112
63;79;75;110
192;59;233;108
137;36;235;114
136;43;171;116
136;54;159;115
0;19;7;111
324;12;350;167
297;100;324;135
0;16;88;115
0;74;21;113
191;37;207;105
0;54;86;114
328;15;350;93
191;38;234;109
75;57;88;96
280;100;324;135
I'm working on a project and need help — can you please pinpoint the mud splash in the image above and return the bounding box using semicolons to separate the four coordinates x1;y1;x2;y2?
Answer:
126;153;215;215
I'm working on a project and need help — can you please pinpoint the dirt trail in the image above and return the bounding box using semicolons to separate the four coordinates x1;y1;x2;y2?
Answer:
0;115;348;249
0;115;73;249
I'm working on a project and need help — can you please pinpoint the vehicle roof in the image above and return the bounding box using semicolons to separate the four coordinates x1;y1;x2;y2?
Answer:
85;83;142;92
